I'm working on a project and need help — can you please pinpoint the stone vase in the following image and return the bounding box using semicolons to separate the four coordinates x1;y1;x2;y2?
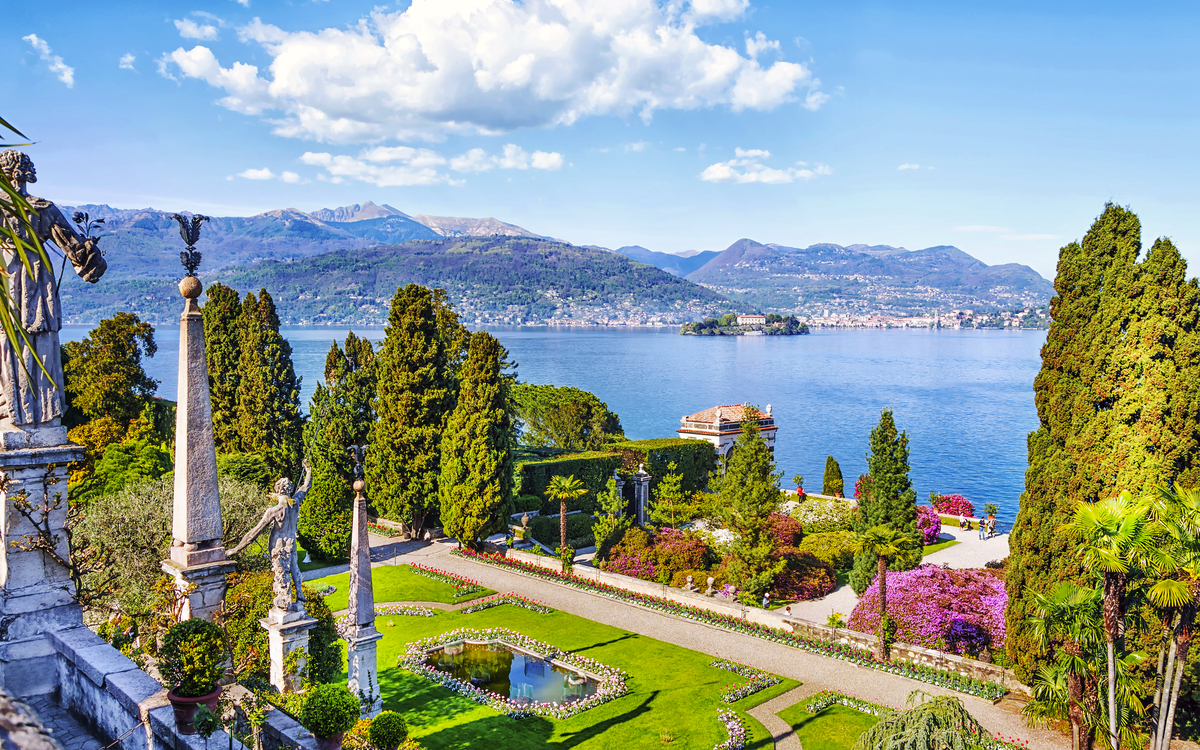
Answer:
314;733;346;750
167;685;222;735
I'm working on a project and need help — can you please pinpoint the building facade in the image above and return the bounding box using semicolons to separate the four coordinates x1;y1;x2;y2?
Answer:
677;403;777;458
736;314;767;326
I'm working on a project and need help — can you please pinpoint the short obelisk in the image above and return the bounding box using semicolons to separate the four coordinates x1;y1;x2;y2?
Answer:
346;445;382;717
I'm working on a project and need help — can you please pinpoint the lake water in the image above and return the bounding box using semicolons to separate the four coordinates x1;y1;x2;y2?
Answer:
61;325;1045;527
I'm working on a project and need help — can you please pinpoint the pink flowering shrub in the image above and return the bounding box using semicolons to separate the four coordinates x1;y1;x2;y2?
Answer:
771;549;836;601
650;528;711;581
606;551;657;580
916;505;941;545
768;512;804;548
854;474;873;500
931;493;974;517
848;565;1006;656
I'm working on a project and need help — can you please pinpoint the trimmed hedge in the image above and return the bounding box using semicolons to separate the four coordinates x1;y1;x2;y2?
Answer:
529;513;595;549
798;531;856;569
607;439;716;494
515;451;622;514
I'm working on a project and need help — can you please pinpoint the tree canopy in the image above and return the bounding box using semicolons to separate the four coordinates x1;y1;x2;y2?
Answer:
62;312;158;425
511;383;625;452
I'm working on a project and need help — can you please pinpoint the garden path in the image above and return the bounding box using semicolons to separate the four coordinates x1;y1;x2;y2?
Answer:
746;685;815;750
384;542;1065;750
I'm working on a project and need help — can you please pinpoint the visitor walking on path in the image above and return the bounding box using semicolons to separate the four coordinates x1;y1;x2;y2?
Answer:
762;591;771;610
978;518;986;540
959;513;967;530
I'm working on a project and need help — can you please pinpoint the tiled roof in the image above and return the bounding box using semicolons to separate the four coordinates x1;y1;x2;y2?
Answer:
684;404;768;423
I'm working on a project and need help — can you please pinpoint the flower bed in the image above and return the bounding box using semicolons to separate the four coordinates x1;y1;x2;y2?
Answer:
397;627;628;720
930;494;974;518
410;563;486;598
334;604;434;638
710;658;781;703
368;522;405;537
452;548;1007;700
458;593;554;615
713;709;747;750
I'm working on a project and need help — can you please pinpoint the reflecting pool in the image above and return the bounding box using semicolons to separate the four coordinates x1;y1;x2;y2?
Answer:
425;641;597;705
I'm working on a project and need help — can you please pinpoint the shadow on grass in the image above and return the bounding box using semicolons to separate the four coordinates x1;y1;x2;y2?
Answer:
419;711;555;749
377;667;485;727
570;633;638;654
552;690;658;748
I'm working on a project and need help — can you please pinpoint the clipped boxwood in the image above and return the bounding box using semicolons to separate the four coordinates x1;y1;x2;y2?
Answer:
368;711;408;750
516;452;622;513
160;618;226;698
529;513;595;549
298;683;359;739
607;438;715;495
798;531;856;569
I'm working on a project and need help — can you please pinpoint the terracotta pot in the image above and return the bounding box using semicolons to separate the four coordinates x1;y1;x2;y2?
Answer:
167;685;222;735
314;732;346;750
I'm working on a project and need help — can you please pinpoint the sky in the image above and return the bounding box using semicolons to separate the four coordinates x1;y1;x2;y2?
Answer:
5;0;1199;280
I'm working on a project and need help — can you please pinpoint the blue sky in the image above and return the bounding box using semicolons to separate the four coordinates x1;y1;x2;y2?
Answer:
5;0;1198;279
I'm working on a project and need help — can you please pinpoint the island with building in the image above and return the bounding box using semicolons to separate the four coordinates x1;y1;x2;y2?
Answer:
679;313;810;335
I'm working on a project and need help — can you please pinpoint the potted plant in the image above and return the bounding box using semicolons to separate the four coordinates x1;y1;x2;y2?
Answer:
368;711;408;750
791;474;804;497
159;618;227;735
299;683;360;750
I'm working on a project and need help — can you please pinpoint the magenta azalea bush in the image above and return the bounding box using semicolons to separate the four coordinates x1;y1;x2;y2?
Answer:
848;565;1006;656
916;505;941;545
931;493;974;517
606;551;657;580
771;549;836;601
767;512;804;548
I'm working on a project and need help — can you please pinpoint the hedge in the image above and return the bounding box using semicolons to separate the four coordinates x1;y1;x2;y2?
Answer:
607;439;716;495
515;451;623;513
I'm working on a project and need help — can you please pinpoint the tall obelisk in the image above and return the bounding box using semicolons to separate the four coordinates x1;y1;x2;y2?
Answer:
345;445;382;717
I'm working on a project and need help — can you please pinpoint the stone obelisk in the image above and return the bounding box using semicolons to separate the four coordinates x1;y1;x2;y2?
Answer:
161;218;234;621
345;446;381;717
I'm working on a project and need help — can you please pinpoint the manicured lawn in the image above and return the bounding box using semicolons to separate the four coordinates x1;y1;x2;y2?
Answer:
776;704;879;750
296;541;336;572
923;539;961;557
835;569;851;588
309;564;495;611
332;601;795;749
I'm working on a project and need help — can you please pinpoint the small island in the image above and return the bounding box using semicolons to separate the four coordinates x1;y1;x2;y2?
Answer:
680;312;810;336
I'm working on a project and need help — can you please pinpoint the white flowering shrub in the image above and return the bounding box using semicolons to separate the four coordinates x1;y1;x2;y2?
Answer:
789;497;855;533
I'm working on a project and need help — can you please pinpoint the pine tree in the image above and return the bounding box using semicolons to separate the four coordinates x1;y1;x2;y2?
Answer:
366;284;460;531
822;455;844;496
298;334;377;561
849;408;920;595
234;290;304;481
1006;204;1200;684
439;332;516;547
711;422;785;597
202;282;243;453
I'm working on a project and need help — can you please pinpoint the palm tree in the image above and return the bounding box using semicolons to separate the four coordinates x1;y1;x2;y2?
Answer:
852;524;911;660
1062;492;1158;750
545;475;588;554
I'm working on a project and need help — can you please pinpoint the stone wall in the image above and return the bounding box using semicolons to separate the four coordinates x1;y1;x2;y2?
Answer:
500;548;1029;696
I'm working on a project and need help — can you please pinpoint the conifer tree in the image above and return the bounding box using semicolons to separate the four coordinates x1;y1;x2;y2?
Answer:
298;333;376;561
202;282;243;452
366;284;461;532
1006;204;1200;684
234;290;304;480
822;455;844;496
62;312;158;425
850;408;920;595
710;422;785;597
439;332;516;547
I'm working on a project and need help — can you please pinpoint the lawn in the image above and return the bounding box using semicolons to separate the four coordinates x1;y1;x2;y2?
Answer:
318;592;796;749
922;539;961;557
776;703;879;750
310;564;495;611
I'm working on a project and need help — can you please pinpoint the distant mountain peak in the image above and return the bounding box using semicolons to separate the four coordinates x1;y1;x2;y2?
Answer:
411;215;541;238
310;201;410;223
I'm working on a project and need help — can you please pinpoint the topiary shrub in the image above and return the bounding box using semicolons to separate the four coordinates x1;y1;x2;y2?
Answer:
848;564;1006;656
767;512;804;547
916;505;941;545
929;493;973;517
798;531;856;569
512;494;543;513
529;513;595;549
648;528;710;582
368;711;408;750
217;452;272;487
770;549;836;601
160;618;227;698
822;455;844;496
298;461;353;562
670;568;724;590
299;683;360;739
788;497;854;533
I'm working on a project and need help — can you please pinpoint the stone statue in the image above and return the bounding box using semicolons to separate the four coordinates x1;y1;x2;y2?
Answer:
230;460;312;610
0;151;106;447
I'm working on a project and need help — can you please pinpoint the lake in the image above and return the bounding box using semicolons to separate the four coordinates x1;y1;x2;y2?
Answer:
61;325;1045;527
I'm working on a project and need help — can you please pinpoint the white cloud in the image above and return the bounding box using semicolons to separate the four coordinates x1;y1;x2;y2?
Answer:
1001;234;1059;241
22;34;74;88
119;53;136;71
301;150;459;187
897;163;920;170
745;32;780;58
233;0;250;6
175;18;220;41
700;148;830;184
625;141;648;153
955;225;1010;233
163;0;824;143
449;144;563;172
674;146;687;152
280;171;302;183
238;167;276;180
193;11;226;25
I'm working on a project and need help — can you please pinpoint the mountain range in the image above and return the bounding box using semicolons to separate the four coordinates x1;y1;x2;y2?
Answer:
57;200;1054;325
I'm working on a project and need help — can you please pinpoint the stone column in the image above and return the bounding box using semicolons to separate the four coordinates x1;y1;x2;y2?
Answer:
345;477;381;717
0;446;83;696
261;606;317;694
161;278;234;621
632;464;651;527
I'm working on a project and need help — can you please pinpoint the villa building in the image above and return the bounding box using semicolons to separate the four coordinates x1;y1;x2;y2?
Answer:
677;403;777;458
736;313;767;326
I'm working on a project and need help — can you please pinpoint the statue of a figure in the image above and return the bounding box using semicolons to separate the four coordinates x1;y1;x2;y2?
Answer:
0;151;106;445
230;461;312;610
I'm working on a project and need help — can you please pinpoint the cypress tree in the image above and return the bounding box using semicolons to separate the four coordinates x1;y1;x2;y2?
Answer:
822;455;844;496
298;334;377;561
710;422;785;597
202;282;243;453
1006;204;1200;683
366;284;458;531
234;289;304;480
439;332;516;547
849;408;920;595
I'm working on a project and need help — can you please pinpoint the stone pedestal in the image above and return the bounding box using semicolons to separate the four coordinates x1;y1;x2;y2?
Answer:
632;465;651;527
0;444;84;696
261;607;316;694
347;627;383;717
161;557;237;623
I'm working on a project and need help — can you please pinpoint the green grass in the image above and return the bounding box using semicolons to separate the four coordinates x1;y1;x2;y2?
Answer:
776;704;879;750
296;541;336;572
835;569;851;588
310;564;495;611
922;539;961;557
331;598;795;749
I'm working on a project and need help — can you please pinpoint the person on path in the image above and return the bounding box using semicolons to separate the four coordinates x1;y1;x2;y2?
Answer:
959;513;967;531
978;516;986;540
987;514;996;538
762;592;771;610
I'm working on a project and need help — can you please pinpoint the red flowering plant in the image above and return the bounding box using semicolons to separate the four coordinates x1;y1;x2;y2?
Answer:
767;512;804;547
916;505;941;545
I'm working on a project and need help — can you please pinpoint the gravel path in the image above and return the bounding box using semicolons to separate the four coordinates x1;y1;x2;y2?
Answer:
747;685;818;750
378;543;1065;750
